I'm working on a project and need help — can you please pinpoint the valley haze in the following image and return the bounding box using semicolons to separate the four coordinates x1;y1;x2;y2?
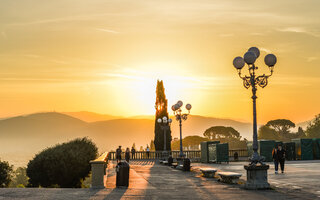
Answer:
0;111;311;167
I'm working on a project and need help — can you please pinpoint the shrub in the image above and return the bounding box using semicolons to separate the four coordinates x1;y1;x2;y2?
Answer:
0;159;13;188
27;137;98;188
9;167;28;188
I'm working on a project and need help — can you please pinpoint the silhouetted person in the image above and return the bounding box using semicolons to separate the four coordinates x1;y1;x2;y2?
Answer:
234;152;239;161
146;145;150;159
125;147;130;162
277;145;286;173
131;147;136;160
116;146;122;163
272;146;279;174
272;145;286;174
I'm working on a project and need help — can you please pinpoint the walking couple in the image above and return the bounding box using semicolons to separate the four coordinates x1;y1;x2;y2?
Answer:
272;144;286;174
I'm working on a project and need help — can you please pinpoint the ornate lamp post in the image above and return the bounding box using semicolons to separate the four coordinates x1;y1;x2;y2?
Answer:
171;101;192;158
157;116;172;159
233;46;277;189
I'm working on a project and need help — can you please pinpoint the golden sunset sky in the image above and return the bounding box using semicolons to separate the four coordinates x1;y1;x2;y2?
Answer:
0;0;319;123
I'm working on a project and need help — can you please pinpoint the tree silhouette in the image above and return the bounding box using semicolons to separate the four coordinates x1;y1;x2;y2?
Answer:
306;114;320;138
203;126;241;140
258;125;280;140
0;159;13;188
266;119;295;138
154;80;172;151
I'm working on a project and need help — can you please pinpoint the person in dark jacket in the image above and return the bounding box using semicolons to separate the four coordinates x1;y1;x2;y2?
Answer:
277;145;286;173
272;144;286;174
116;146;122;163
272;147;279;174
131;147;136;160
125;147;130;162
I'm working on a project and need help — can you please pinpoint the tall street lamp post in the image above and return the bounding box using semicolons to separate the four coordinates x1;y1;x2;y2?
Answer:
171;101;192;158
233;46;277;189
157;116;172;159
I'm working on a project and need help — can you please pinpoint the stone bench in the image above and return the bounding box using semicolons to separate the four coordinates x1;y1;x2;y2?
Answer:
171;162;178;168
200;168;217;178
175;164;192;171
176;164;184;170
218;172;242;184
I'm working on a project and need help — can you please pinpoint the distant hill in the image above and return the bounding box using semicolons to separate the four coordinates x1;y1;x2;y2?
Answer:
3;111;312;167
0;112;87;139
169;115;253;140
0;112;155;167
62;111;122;122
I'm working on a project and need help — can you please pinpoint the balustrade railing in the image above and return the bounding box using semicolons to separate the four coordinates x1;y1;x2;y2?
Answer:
108;149;248;161
108;150;201;160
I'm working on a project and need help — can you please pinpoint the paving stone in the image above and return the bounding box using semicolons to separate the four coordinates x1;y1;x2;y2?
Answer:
0;160;319;199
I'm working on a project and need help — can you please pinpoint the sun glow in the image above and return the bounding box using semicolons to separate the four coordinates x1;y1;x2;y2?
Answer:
101;61;207;117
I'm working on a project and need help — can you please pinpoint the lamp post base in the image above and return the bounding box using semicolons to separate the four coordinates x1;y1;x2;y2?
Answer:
162;151;169;160
179;152;185;158
244;164;270;190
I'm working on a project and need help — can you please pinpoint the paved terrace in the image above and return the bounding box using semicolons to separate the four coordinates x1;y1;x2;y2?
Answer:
0;160;320;200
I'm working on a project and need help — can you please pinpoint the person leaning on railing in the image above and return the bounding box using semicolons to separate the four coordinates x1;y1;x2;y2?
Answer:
131;146;136;159
125;147;130;162
116;145;122;163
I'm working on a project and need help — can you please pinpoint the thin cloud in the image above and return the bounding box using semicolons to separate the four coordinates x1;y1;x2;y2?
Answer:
277;27;319;37
260;48;271;54
219;33;234;37
100;69;237;90
250;32;265;36
273;75;320;86
95;28;120;34
50;59;68;64
7;13;121;26
23;54;41;58
307;57;318;62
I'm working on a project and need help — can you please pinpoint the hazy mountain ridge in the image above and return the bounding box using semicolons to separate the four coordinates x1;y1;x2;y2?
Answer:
0;112;87;139
0;111;312;167
62;111;122;122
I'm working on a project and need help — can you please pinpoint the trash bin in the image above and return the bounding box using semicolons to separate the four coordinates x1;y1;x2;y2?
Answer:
234;152;239;161
168;156;173;166
116;161;130;187
183;158;191;171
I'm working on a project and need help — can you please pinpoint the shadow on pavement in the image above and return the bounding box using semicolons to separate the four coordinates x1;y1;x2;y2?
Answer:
103;187;127;200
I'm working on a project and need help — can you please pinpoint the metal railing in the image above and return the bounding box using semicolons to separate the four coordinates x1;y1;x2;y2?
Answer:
109;151;201;160
109;150;201;160
229;149;249;157
108;149;249;161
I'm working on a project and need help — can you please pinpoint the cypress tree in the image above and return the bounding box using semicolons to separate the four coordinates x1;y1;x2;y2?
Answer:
154;80;172;151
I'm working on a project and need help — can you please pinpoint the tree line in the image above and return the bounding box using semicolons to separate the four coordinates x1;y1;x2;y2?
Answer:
258;114;320;141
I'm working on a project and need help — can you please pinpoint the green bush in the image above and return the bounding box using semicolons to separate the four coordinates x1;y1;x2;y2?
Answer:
27;137;98;188
9;167;28;188
0;159;13;188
